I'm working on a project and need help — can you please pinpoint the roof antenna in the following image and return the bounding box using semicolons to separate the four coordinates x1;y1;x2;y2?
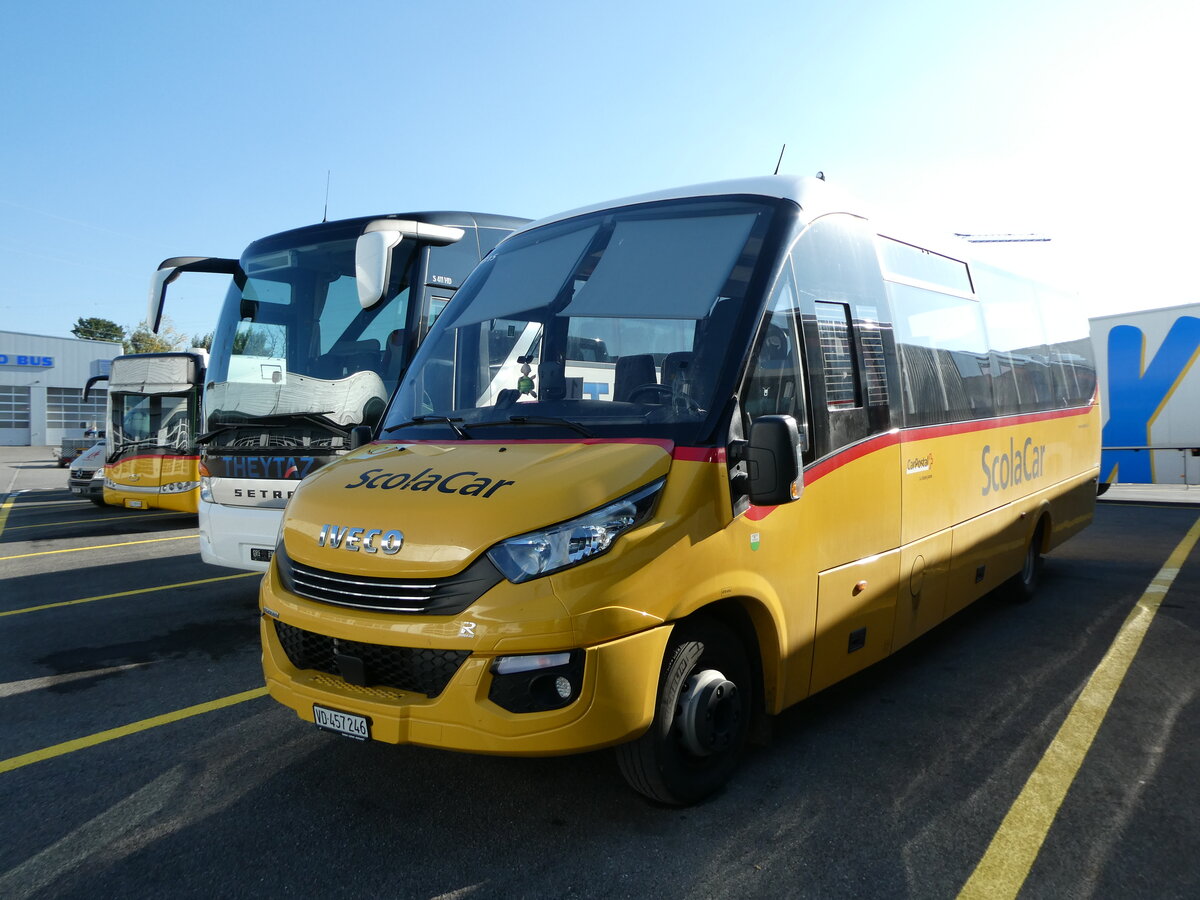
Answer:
773;144;787;175
322;170;331;222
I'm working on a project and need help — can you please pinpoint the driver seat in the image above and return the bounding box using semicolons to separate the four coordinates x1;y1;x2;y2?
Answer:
613;354;657;402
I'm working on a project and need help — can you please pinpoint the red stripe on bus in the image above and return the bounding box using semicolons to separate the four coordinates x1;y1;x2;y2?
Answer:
110;454;200;463
374;438;675;451
672;446;726;463
736;402;1095;521
901;402;1094;442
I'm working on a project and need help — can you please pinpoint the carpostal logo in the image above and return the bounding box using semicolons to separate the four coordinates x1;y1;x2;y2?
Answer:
905;453;934;475
344;467;517;499
982;436;1045;496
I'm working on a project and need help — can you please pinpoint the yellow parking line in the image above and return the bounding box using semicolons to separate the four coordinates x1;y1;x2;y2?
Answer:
0;687;269;774
958;512;1200;899
3;511;191;531
0;534;196;561
0;495;14;540
0;571;259;617
3;499;82;508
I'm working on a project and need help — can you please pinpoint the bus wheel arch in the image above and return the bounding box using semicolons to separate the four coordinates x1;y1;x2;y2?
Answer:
615;606;762;805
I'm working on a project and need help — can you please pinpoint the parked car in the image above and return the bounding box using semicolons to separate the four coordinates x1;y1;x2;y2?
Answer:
68;442;107;506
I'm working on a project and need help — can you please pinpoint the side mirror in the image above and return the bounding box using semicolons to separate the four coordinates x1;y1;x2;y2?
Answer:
747;415;804;506
355;231;403;310
148;257;242;333
82;374;109;403
356;219;465;310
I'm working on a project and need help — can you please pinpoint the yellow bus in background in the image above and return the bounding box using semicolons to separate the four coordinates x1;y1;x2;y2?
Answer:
258;176;1100;804
86;351;207;512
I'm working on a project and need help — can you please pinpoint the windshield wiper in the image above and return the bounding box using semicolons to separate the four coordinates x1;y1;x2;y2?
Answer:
473;415;595;438
383;416;471;439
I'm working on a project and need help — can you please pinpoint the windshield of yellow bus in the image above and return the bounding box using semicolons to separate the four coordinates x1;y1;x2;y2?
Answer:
386;198;778;443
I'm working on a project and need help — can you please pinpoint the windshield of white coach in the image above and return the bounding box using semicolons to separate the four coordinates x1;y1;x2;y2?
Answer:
387;198;776;442
207;234;419;430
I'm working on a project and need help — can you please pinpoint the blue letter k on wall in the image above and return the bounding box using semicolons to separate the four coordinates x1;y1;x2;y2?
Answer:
1101;317;1200;483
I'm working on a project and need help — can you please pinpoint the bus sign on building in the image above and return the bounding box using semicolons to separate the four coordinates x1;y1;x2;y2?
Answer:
0;354;55;367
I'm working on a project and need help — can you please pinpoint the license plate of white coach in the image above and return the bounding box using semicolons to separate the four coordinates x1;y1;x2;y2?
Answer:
313;705;370;740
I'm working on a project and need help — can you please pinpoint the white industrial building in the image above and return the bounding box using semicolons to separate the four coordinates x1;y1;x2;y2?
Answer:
0;330;122;446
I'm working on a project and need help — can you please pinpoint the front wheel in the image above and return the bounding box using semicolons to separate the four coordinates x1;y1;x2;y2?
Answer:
616;616;752;805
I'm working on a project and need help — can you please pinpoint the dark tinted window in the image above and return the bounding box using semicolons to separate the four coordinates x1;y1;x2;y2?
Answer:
890;282;992;425
975;266;1053;415
1038;286;1098;405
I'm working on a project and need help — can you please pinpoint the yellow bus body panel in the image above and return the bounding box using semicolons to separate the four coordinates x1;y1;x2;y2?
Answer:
104;455;200;513
260;400;1099;755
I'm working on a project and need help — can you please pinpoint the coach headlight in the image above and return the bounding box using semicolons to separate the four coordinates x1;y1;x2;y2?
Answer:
199;461;214;503
486;478;664;584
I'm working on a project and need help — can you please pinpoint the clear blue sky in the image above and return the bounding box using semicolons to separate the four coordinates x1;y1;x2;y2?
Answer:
2;0;1196;344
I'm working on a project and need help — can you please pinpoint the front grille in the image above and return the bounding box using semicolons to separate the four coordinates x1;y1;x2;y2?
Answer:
276;545;502;615
273;620;470;697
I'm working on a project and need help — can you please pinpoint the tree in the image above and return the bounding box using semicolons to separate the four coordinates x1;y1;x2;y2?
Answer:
124;317;190;355
71;316;125;343
192;332;214;351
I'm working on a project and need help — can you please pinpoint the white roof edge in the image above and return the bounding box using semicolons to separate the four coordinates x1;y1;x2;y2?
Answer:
513;174;864;236
1089;301;1200;322
505;174;996;273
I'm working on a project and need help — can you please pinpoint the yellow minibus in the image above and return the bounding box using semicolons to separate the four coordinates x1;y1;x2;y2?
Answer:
259;176;1100;804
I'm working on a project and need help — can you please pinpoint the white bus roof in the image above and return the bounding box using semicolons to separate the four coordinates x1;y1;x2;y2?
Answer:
509;175;1021;281
515;175;865;236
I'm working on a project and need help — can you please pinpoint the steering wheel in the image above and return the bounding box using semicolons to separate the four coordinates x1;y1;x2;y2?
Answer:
626;383;703;414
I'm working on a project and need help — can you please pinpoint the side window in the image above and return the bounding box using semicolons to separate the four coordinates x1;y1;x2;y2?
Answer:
792;215;894;455
815;301;860;408
889;282;992;425
743;270;805;425
1037;285;1097;405
975;267;1053;415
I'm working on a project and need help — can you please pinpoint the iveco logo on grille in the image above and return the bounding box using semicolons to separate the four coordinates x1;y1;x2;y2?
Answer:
317;524;404;554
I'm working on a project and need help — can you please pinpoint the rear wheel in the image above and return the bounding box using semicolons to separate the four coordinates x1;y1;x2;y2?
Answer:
1003;521;1045;602
616;616;752;805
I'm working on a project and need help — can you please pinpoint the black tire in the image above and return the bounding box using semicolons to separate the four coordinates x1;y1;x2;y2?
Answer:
616;616;752;805
89;496;107;507
1096;482;1111;497
1003;521;1045;602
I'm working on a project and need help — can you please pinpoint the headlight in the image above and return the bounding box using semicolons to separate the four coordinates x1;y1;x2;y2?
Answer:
486;478;664;583
198;460;214;503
